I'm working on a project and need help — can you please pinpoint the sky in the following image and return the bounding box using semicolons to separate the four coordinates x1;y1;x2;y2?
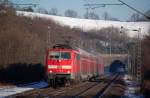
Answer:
11;0;150;21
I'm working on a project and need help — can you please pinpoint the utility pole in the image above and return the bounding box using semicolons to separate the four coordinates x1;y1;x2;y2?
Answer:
120;26;142;83
47;26;51;48
134;28;142;83
109;26;113;56
130;29;142;83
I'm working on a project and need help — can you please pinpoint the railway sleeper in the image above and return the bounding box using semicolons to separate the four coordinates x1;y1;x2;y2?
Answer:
88;74;99;82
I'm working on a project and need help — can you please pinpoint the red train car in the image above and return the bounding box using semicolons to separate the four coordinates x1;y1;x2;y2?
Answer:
45;44;104;85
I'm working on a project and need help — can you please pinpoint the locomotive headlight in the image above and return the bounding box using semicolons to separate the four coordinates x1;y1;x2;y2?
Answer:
48;65;57;69
49;70;53;73
67;70;70;73
62;65;71;69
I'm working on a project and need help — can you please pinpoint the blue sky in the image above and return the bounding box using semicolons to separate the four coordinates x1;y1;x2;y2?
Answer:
12;0;150;21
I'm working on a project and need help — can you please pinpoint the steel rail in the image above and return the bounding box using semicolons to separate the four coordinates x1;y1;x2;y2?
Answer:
74;82;99;98
93;74;119;98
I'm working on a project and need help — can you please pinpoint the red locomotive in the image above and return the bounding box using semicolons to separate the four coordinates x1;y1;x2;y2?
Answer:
45;44;104;86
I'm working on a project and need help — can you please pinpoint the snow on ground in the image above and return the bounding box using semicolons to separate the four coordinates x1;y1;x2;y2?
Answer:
123;76;144;98
17;11;150;37
0;81;48;98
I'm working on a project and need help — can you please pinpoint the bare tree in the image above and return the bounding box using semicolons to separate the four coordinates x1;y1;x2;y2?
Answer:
49;8;58;15
84;12;99;19
0;0;11;6
64;9;78;18
36;7;48;14
84;11;89;19
102;12;110;20
102;12;119;21
21;6;34;12
129;13;140;22
140;10;150;21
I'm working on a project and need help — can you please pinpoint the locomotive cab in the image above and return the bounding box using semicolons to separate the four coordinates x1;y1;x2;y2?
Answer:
46;44;79;86
47;50;72;75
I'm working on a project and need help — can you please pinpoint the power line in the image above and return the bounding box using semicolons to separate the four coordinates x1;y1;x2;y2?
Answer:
83;0;105;18
83;0;101;21
84;3;123;7
12;3;38;7
84;0;150;21
0;1;38;7
118;0;150;20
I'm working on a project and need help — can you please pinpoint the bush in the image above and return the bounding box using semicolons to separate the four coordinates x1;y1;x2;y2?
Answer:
0;63;45;84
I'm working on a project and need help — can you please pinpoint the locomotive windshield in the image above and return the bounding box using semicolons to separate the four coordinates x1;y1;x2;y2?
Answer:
61;52;71;59
49;52;60;60
49;52;71;60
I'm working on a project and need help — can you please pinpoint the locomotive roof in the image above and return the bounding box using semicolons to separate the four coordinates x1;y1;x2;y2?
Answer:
79;48;96;57
51;44;100;58
52;44;78;51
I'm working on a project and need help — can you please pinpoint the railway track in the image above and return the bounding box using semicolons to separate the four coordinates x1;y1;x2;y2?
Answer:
73;74;120;98
12;81;91;98
37;81;94;98
44;74;121;98
93;74;119;98
10;74;124;98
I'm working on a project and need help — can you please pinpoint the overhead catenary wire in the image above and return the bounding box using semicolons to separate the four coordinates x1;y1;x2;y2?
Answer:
83;0;101;31
84;0;150;21
84;3;123;7
118;0;150;20
12;3;38;7
0;1;38;7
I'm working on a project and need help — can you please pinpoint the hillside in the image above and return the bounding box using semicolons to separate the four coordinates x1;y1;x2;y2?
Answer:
17;11;150;37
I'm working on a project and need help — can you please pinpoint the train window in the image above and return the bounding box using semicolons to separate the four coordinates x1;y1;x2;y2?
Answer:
49;52;71;60
76;54;80;60
61;52;71;59
49;52;60;60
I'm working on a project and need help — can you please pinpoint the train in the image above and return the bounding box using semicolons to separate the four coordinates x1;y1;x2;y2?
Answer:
45;44;104;86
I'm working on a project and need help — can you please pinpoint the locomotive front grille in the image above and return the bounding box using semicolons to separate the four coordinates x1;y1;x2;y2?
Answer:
48;65;71;69
48;65;57;69
62;65;71;69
